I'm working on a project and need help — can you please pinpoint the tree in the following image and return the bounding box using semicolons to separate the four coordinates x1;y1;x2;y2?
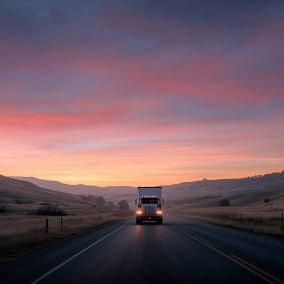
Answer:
0;206;6;214
219;198;230;207
118;200;129;210
94;196;106;206
36;204;66;216
108;201;115;207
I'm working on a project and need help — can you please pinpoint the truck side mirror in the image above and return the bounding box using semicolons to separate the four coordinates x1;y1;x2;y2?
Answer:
162;199;165;206
135;199;137;205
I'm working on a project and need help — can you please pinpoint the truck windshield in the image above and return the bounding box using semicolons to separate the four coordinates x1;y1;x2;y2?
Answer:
141;198;158;204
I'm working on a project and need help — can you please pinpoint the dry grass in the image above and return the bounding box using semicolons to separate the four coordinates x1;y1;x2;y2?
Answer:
0;203;131;263
168;203;284;237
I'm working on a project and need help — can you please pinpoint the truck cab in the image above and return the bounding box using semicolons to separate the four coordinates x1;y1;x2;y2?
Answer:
135;186;163;224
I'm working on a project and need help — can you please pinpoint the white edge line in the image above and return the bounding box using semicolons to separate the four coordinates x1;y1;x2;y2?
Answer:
31;221;131;284
176;226;283;284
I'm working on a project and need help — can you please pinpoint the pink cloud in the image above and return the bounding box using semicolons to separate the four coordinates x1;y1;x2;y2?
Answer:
0;101;132;129
1;33;283;109
1;10;283;185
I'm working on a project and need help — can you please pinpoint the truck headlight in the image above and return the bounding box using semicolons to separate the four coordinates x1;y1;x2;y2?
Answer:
156;210;162;215
136;210;142;215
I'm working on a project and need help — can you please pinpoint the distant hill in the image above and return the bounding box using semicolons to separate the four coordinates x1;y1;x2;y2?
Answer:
12;176;102;195
13;176;136;202
0;175;84;205
14;171;284;207
163;172;284;206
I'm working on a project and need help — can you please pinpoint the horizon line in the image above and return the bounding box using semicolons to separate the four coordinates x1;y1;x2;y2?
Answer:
9;170;284;188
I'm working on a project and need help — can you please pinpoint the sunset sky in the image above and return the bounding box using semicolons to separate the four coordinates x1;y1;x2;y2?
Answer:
0;0;283;186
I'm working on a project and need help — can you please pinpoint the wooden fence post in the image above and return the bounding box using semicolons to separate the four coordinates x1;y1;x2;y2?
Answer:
98;212;102;221
60;218;63;230
45;218;49;233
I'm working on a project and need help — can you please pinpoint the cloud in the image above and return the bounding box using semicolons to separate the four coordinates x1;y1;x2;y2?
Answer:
0;0;283;185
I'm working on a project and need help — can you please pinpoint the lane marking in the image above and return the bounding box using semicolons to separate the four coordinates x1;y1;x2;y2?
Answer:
31;221;131;284
176;226;284;284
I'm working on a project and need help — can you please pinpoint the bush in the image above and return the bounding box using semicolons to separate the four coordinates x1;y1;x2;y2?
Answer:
108;201;115;207
264;198;270;203
14;199;34;204
94;196;106;206
36;204;66;216
219;198;230;207
79;195;106;206
118;200;129;210
0;206;6;213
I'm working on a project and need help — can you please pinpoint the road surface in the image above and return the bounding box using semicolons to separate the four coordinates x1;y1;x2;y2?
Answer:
0;216;283;284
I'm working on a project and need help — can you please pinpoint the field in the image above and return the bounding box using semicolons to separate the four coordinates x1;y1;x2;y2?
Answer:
168;199;284;237
0;203;131;263
1;173;283;263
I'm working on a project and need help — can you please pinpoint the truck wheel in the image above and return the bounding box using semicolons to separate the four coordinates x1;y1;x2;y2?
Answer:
136;220;141;225
158;220;163;225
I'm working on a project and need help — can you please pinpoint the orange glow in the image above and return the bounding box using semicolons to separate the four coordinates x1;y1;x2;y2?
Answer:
0;4;283;186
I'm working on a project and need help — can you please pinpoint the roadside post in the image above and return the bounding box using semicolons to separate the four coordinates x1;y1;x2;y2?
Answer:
45;218;49;233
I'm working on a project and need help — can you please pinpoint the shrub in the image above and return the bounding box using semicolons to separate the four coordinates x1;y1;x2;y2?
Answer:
14;199;34;204
264;198;270;203
79;195;106;206
108;201;115;207
118;200;129;210
219;198;230;207
94;196;106;206
36;204;66;216
0;206;6;213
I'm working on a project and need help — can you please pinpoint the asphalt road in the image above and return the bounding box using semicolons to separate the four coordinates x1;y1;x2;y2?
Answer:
1;216;283;284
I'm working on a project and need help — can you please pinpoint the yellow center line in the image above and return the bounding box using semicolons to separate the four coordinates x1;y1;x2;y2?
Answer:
175;225;284;284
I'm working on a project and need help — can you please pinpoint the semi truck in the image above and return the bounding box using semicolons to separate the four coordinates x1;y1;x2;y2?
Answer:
135;186;164;224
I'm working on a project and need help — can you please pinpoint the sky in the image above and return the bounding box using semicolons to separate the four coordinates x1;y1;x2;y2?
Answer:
0;0;283;186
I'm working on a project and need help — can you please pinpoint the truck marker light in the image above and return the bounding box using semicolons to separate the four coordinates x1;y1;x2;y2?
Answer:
136;210;142;215
156;210;162;215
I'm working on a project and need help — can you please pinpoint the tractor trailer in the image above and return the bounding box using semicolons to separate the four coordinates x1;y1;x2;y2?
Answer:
135;186;164;224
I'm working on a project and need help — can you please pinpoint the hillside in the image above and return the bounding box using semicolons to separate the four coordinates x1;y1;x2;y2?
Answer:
0;175;84;205
12;177;102;195
14;176;136;202
164;172;284;207
15;172;284;207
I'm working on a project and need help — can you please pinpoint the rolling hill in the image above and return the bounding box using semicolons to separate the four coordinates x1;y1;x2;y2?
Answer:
163;172;284;206
0;175;85;205
13;176;136;202
14;171;284;207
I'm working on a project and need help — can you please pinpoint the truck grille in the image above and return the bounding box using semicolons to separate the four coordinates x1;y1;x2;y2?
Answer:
144;205;155;215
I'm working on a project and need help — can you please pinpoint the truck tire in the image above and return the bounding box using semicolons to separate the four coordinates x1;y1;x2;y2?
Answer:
136;219;141;225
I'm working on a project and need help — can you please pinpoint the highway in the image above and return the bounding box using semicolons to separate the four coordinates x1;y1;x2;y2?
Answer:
0;216;283;284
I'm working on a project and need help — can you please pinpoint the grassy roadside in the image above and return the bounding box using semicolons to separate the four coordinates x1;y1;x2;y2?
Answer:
167;204;284;238
0;204;132;264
